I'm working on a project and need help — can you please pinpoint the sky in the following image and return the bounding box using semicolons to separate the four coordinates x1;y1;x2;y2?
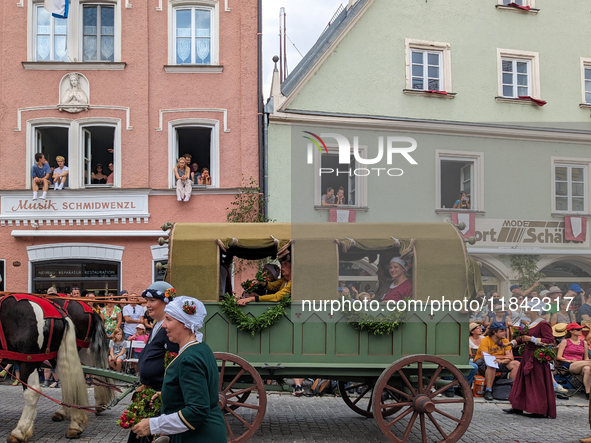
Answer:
262;0;345;98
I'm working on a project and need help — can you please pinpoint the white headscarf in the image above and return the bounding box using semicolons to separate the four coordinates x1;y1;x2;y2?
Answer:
390;256;409;268
164;296;207;342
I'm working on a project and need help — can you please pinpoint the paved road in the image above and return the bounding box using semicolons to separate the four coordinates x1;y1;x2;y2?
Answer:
0;383;588;442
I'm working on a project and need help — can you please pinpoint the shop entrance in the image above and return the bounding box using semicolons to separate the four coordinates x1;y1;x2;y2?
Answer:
32;259;120;295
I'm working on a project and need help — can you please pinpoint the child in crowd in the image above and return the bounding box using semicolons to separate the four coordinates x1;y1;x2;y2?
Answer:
108;328;128;372
128;324;149;358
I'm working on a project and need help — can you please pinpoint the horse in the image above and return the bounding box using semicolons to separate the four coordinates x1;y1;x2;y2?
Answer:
0;294;89;442
51;296;114;416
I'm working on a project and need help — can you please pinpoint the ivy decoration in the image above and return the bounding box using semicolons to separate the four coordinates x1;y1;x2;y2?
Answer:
220;293;291;337
340;296;408;336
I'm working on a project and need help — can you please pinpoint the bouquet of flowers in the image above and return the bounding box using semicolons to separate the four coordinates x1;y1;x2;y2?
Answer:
241;270;270;294
164;351;178;369
534;346;556;364
117;388;162;429
512;324;529;338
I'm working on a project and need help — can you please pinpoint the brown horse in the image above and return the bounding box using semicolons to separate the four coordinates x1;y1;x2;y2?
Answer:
0;294;89;442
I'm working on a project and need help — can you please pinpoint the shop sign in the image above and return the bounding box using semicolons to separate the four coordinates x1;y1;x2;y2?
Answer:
473;219;589;248
0;192;149;220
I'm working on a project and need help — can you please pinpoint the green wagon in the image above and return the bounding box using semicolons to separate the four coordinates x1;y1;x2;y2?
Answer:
164;222;483;443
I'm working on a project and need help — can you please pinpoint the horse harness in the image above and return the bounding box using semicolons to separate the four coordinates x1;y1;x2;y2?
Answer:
60;298;94;349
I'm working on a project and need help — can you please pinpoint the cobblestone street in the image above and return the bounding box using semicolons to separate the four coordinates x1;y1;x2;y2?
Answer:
0;383;587;442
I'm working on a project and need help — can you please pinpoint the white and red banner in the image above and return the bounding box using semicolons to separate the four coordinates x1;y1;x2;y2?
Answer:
451;212;475;238
329;209;356;223
565;216;587;242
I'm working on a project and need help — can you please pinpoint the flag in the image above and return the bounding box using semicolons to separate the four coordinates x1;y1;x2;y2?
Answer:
451;212;475;239
565;216;587;242
44;0;69;19
329;209;356;223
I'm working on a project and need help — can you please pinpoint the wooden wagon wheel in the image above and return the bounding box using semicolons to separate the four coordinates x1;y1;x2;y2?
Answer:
372;355;473;443
338;380;402;418
215;352;267;443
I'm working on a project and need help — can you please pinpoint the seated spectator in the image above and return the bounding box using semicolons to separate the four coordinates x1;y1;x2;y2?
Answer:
382;257;413;302
91;164;108;184
174;157;192;202
122;294;146;340
484;299;511;331
190;162;201;184
469;323;484;359
321;187;336;207
552;299;575;326
31;152;50;200
452;190;470;209
128;324;149;357
577;288;591;325
197;167;212;186
238;257;291;305
108;328;128;372
52;156;69;190
474;321;520;401
543;286;562;321
335;186;346;205
552;322;567;345
556;322;591;399
106;162;114;185
100;295;122;339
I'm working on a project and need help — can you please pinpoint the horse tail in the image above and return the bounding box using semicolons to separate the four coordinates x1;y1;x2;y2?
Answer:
87;312;115;406
56;317;89;427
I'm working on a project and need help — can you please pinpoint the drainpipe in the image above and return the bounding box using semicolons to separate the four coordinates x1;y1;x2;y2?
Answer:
257;0;265;220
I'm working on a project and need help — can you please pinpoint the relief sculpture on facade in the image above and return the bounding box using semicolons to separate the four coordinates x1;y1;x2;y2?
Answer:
58;72;89;113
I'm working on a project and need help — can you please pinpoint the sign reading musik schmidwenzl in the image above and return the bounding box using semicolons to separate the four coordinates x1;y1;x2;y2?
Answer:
0;192;149;220
473;219;589;248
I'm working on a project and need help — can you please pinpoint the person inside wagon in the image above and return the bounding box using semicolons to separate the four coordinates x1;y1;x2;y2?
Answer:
237;257;291;305
382;257;412;301
255;263;280;296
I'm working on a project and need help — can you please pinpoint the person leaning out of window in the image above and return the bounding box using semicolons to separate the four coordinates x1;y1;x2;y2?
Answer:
197;168;211;186
452;190;470;209
174;157;192;202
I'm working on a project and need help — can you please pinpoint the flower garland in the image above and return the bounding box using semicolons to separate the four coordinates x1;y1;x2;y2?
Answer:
220;293;290;337
534;347;555;364
241;270;270;294
164;351;178;369
117;389;162;429
340;296;408;336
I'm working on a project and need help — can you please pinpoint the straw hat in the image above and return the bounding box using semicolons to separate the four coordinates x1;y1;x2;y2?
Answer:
552;323;568;337
469;322;481;332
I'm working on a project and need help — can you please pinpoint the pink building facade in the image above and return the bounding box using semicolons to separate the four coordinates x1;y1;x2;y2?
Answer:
0;0;260;294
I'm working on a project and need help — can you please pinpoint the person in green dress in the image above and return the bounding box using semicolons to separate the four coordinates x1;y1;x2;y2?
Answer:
132;296;225;443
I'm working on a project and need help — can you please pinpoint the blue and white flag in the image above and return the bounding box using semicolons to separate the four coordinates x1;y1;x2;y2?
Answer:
44;0;69;19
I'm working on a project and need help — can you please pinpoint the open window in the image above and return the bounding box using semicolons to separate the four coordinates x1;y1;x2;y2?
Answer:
437;151;484;211
82;126;115;187
319;153;357;206
35;126;70;187
171;122;218;188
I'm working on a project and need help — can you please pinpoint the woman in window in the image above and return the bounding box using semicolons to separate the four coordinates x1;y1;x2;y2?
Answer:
91;164;108;184
452;191;470;209
174;157;192;202
335;186;346;205
197;168;211;186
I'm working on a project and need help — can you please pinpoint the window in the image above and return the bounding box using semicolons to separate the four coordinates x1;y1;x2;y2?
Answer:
0;260;4;292
405;39;452;94
154;260;168;282
32;260;120;294
83;5;115;62
436;151;484;211
501;58;530;98
320;153;358;206
586;67;591;104
35;4;68;61
411;50;442;91
169;120;219;188
554;164;587;213
582;59;591;105
28;1;121;64
28;119;120;190
496;49;540;101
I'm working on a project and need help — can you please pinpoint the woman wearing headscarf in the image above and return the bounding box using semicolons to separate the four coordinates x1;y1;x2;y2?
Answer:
132;296;225;442
382;257;413;301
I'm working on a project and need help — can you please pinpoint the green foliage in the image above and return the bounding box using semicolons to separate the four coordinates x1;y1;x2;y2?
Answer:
341;296;408;336
117;388;161;429
226;176;270;223
510;255;546;291
220;293;290;337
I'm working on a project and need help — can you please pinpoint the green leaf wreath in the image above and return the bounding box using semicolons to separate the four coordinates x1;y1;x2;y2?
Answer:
341;296;408;336
220;293;291;337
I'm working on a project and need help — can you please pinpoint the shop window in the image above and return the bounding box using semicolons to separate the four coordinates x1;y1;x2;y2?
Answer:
480;265;499;296
172;123;218;188
553;163;588;213
437;151;484;210
154;260;168;282
32;259;120;295
540;260;591;294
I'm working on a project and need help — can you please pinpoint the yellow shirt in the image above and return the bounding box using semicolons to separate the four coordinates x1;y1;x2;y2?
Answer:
257;278;291;302
474;336;511;362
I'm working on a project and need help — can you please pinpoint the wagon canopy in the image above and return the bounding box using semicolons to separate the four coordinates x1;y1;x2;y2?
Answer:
167;223;482;301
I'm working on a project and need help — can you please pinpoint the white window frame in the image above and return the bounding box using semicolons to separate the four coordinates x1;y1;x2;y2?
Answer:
551;157;590;214
436;150;485;211
581;58;591;105
168;119;220;189
410;49;443;92
27;0;122;63
498;0;535;7
497;49;541;99
312;144;368;208
405;38;452;93
500;58;531;98
168;0;219;66
32;3;68;61
26;117;121;190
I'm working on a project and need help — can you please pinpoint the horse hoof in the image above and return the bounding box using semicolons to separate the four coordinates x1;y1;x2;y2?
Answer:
94;406;106;415
7;435;23;443
65;429;82;439
52;412;65;422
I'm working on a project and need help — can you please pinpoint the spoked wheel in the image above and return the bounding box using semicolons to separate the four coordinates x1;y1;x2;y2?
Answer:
338;380;402;418
372;355;473;443
215;352;267;443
